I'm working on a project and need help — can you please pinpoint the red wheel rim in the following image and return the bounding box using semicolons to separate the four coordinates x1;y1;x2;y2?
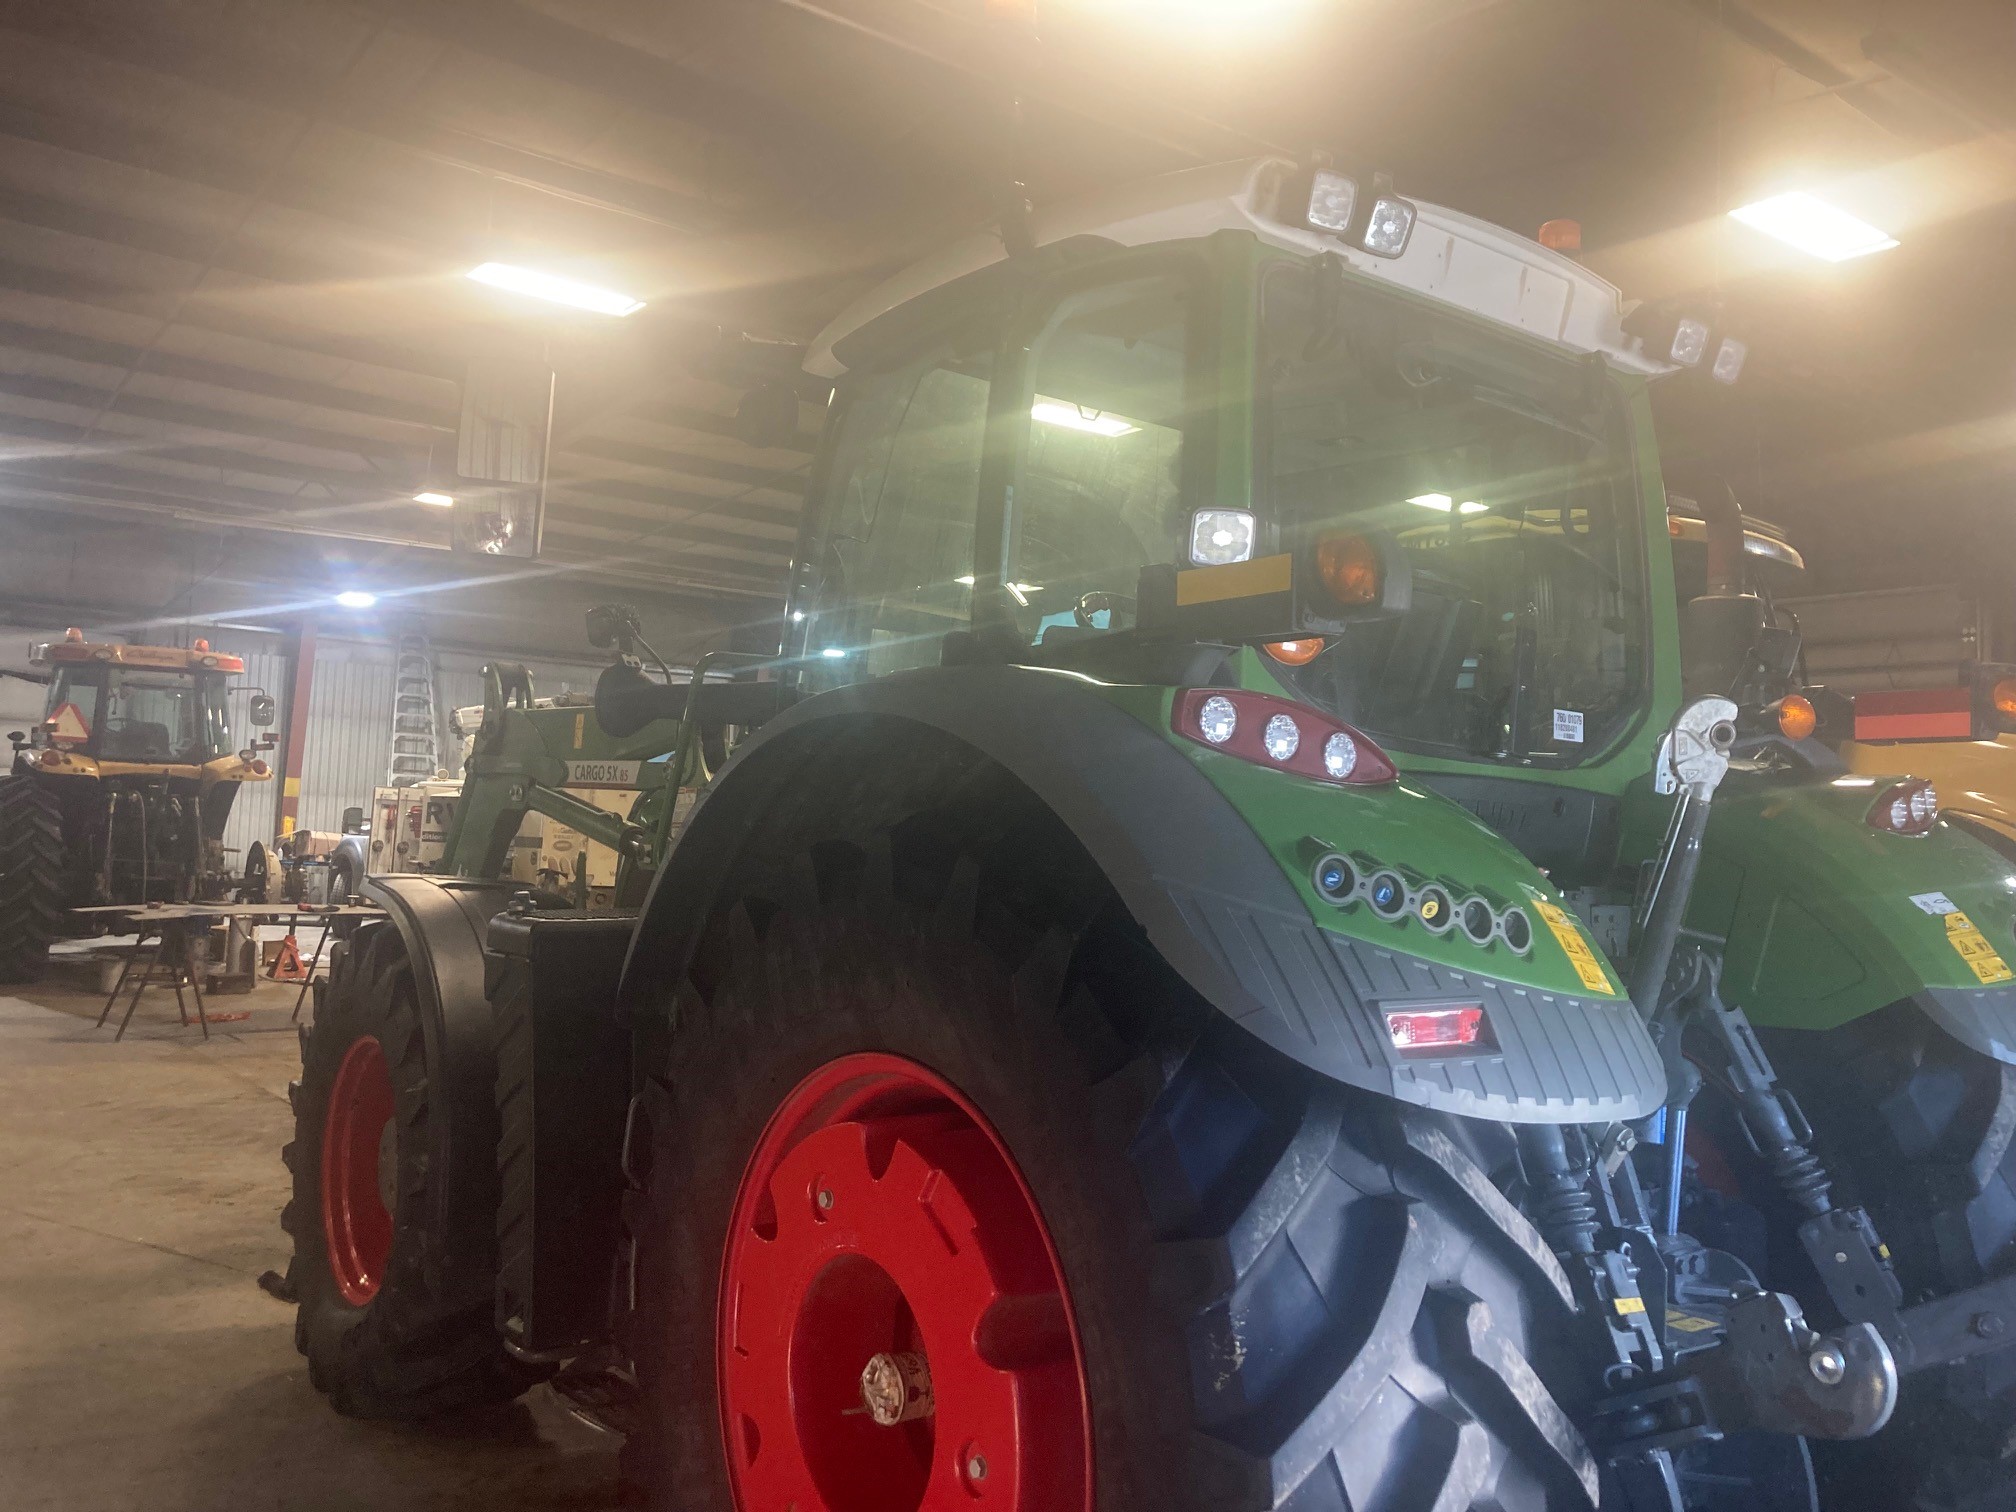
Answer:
718;1053;1092;1512
321;1035;395;1306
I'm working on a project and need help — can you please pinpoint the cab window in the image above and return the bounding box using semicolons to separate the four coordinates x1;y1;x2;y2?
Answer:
1004;272;1195;642
798;337;992;687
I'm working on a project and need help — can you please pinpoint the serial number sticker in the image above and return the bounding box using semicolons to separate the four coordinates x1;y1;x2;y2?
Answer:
1667;1311;1719;1334
1945;911;2015;984
1533;899;1616;996
1552;708;1585;743
1910;891;1958;915
564;759;642;789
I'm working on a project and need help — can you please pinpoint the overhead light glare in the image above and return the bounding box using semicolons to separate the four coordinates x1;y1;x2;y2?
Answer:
413;491;455;507
1407;492;1453;511
1458;501;1488;515
467;261;646;316
334;590;377;610
1728;192;1898;263
1032;398;1139;437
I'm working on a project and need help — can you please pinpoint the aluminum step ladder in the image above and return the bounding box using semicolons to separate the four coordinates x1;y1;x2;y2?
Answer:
387;633;441;786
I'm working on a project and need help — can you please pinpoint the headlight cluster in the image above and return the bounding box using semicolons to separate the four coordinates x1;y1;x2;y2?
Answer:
1310;850;1533;953
1867;779;1939;837
1174;689;1397;786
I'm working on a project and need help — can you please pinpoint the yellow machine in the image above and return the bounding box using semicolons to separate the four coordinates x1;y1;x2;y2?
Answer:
0;630;275;980
1786;585;2016;854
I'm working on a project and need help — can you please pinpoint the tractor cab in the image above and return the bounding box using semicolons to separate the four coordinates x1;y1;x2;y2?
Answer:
22;630;253;769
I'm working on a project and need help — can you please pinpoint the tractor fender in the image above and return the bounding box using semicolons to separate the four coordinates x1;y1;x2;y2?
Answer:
356;875;525;1231
620;666;1663;1123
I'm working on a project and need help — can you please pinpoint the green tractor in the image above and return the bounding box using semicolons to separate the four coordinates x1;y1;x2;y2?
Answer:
279;158;2016;1510
1;631;275;982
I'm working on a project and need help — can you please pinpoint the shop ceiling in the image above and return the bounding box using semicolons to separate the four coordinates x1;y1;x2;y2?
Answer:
0;0;2010;622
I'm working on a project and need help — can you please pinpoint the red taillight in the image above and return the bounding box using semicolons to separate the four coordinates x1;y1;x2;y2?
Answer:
1313;532;1383;607
1385;1005;1487;1054
1868;779;1938;836
1172;689;1397;786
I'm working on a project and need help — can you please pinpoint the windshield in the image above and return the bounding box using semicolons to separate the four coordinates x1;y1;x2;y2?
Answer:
47;667;232;762
1262;263;1648;763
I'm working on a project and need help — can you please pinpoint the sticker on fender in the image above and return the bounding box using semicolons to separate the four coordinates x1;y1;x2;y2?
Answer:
1944;911;2014;985
1533;899;1616;995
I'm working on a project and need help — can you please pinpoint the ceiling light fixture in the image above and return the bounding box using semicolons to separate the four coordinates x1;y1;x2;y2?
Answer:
413;491;455;507
1032;398;1139;437
1728;192;1898;263
334;590;378;610
466;262;646;316
1407;492;1454;511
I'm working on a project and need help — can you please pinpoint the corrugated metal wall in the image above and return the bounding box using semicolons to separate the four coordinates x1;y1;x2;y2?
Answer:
294;639;613;834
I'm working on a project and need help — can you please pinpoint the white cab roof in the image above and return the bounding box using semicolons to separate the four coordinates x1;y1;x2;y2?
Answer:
806;157;1668;380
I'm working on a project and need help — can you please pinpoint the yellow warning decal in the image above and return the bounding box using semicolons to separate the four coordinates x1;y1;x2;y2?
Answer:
1944;911;2014;985
1533;899;1616;996
1612;1294;1646;1316
1667;1311;1719;1334
1173;553;1293;606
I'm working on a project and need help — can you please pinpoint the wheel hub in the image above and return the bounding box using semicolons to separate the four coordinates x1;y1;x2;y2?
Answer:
320;1035;395;1306
717;1053;1091;1512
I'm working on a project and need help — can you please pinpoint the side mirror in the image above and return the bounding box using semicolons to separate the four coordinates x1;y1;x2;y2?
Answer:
340;805;366;835
586;602;643;652
249;693;277;727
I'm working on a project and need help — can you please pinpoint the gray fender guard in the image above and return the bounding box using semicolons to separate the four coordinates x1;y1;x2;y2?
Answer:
619;665;1663;1123
358;874;524;1272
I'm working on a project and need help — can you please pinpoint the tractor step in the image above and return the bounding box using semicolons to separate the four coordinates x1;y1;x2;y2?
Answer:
547;1354;642;1437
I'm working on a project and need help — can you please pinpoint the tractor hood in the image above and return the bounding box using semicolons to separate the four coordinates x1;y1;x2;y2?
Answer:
1688;765;2016;1060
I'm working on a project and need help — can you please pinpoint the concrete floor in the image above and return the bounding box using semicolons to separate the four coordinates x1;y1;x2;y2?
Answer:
0;968;619;1512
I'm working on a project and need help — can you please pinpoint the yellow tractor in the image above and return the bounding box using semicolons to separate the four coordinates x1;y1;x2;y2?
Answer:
0;630;275;982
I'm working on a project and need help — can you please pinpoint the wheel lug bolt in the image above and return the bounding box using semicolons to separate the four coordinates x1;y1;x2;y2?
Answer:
966;1452;988;1482
816;1186;835;1211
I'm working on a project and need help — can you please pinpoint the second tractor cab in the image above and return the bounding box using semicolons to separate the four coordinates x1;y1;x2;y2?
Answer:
0;630;274;982
281;158;1941;1511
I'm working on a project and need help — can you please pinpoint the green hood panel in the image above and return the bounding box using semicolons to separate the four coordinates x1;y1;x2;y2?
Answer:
1103;684;1627;1002
1688;769;2016;1030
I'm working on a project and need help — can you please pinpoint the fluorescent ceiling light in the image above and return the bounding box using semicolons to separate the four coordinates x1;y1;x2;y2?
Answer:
413;491;455;507
467;262;646;316
1728;192;1898;263
1459;501;1488;515
1407;492;1453;511
956;575;976;586
820;647;846;659
1032;398;1139;437
334;590;377;610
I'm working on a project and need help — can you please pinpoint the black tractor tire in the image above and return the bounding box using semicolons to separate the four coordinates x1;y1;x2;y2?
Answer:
282;920;547;1418
0;775;64;984
625;825;1602;1512
328;855;358;906
1759;1004;2016;1512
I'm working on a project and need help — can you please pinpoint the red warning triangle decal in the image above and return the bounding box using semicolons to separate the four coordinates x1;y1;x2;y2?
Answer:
47;702;91;743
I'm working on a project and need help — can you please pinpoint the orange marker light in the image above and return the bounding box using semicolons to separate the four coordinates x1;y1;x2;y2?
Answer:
1776;694;1817;741
1314;533;1382;606
1994;678;2016;718
1265;638;1326;666
1538;219;1582;253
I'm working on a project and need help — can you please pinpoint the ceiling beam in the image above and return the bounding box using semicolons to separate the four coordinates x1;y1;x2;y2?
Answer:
0;317;455;430
0;1;736;237
567;436;810;494
641;401;821;454
0;369;417;464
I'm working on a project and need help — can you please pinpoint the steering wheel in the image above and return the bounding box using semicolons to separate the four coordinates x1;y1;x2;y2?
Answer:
1073;591;1136;629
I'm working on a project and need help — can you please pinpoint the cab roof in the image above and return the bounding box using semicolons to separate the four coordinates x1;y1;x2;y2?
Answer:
806;157;1669;380
30;635;244;674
